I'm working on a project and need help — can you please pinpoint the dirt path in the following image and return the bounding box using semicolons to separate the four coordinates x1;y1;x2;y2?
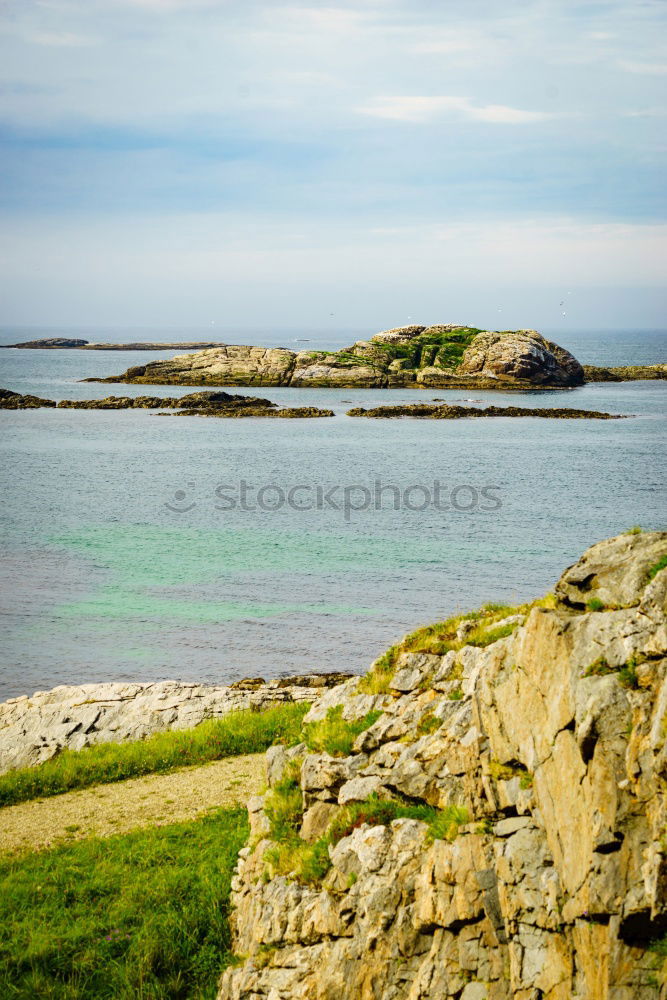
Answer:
0;753;265;855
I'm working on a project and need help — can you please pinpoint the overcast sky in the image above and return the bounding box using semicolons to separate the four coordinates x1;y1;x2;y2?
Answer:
0;0;665;331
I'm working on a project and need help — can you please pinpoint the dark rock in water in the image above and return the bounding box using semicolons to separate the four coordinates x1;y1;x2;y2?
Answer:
81;341;229;351
0;387;333;418
3;337;89;349
3;338;230;351
0;389;57;408
583;364;667;381
347;402;626;419
177;390;274;409
173;405;335;418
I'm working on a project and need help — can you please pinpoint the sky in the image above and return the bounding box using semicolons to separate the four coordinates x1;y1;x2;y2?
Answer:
0;0;665;331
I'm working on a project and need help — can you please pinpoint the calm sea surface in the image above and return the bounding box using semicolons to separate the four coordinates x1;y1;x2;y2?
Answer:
0;327;665;700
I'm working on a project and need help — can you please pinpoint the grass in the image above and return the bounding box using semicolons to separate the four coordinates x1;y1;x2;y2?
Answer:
0;703;309;809
264;761;303;843
302;706;382;757
488;759;533;789
0;806;248;999
416;713;443;736
647;555;667;581
356;646;399;695
263;791;469;886
583;656;640;689
357;596;553;694
368;327;481;373
586;596;606;612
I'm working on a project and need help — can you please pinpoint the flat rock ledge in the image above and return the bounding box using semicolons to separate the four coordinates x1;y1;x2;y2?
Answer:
219;531;667;1000
0;673;353;774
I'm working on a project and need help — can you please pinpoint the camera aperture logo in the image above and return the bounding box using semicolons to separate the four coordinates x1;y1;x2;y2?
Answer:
164;480;502;521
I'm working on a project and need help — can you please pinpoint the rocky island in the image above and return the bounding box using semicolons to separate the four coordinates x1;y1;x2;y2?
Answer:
82;324;666;390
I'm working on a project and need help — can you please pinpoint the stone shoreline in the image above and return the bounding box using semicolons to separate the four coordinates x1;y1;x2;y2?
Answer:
0;673;353;774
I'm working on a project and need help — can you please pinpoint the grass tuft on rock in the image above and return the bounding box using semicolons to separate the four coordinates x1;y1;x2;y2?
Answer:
356;596;556;692
0;806;248;999
0;703;309;809
263;792;469;886
647;555;667;581
302;706;382;757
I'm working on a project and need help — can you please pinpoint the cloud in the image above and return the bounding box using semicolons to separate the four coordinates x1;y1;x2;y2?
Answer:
618;59;667;74
621;108;667;117
25;31;98;47
277;6;367;33
356;95;555;124
411;36;476;55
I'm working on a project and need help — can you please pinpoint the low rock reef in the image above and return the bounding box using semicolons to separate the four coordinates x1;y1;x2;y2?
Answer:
0;673;353;774
347;403;624;420
85;326;590;390
584;364;667;382
0;388;334;418
218;530;667;1000
2;337;231;350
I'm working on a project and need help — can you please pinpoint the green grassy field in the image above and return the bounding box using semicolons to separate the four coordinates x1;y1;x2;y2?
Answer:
0;703;308;809
0;807;248;999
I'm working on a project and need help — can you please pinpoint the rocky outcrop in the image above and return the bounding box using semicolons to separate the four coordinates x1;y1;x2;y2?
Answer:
0;389;334;418
458;330;584;386
219;531;667;999
347;403;624;419
0;674;353;773
83;326;589;390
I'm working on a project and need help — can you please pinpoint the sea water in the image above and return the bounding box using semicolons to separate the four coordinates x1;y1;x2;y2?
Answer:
0;327;665;699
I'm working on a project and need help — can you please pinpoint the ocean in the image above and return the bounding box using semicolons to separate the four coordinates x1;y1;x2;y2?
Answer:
0;326;665;700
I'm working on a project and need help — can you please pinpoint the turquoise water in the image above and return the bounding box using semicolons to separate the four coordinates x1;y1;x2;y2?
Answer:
0;329;665;699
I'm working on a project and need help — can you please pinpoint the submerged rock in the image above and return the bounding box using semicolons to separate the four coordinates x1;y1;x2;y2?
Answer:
220;531;667;1000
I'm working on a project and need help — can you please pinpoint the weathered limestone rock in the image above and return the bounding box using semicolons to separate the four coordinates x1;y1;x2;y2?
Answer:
555;530;667;609
458;329;584;386
219;532;667;1000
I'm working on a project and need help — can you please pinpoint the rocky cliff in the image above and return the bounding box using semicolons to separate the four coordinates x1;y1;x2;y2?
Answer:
219;531;667;999
86;326;586;390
